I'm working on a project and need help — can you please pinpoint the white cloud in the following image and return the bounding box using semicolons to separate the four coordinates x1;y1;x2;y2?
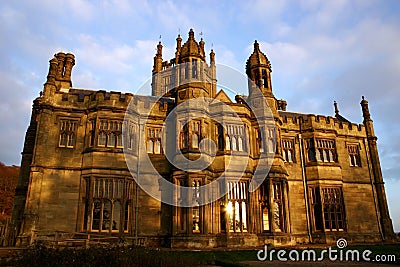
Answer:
257;41;308;75
238;0;287;23
67;0;96;19
155;1;192;31
76;34;135;72
214;45;242;71
72;34;179;91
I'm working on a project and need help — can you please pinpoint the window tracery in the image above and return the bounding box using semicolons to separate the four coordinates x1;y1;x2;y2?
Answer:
98;120;123;148
282;138;295;162
59;119;77;148
347;144;361;167
89;178;133;233
146;127;162;154
227;181;248;232
225;125;246;152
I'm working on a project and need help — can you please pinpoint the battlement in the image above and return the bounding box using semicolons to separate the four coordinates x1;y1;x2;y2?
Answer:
61;88;134;103
40;85;175;118
280;111;365;136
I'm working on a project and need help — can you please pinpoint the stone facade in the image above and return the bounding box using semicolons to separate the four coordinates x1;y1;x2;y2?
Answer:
8;29;396;248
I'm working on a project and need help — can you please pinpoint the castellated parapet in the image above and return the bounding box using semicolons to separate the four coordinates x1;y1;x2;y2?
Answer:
7;30;395;248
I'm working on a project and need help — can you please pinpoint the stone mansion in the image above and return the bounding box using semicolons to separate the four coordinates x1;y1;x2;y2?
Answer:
7;29;395;248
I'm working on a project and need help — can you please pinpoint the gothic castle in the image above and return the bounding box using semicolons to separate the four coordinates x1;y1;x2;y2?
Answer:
7;29;395;248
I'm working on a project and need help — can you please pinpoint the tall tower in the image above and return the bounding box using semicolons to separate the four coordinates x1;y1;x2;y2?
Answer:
151;29;216;102
245;40;285;166
246;41;290;234
246;41;277;113
361;97;395;241
150;29;219;238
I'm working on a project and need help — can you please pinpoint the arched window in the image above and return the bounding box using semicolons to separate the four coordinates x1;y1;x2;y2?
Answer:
262;206;269;231
60;132;67;147
225;136;231;151
317;149;323;161
217;125;224;151
67;133;75;147
268;139;275;153
231;136;237;151
192;59;198;79
192;133;199;148
102;200;112;231
287;150;293;162
98;132;107;146
329;150;334;162
238;136;243;151
185;61;189;79
154;140;161;154
183;130;188;148
92;200;101;230
179;132;185;149
107;133;116;147
273;182;284;232
147;140;153;153
113;201;122;230
257;129;264;153
124;201;130;231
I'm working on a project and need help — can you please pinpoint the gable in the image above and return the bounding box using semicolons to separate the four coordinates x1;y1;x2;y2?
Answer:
214;89;233;104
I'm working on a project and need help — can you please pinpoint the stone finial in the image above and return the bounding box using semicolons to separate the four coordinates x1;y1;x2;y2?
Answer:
199;38;205;57
278;99;287;111
176;34;182;53
188;28;195;39
210;49;215;64
157;41;163;56
360;96;371;121
153;42;163;73
334;101;339;115
254;40;259;49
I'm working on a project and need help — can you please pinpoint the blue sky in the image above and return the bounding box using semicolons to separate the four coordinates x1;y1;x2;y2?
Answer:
0;0;399;231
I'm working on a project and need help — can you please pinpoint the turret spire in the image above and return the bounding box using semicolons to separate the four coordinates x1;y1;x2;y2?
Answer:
152;41;163;74
246;40;273;99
